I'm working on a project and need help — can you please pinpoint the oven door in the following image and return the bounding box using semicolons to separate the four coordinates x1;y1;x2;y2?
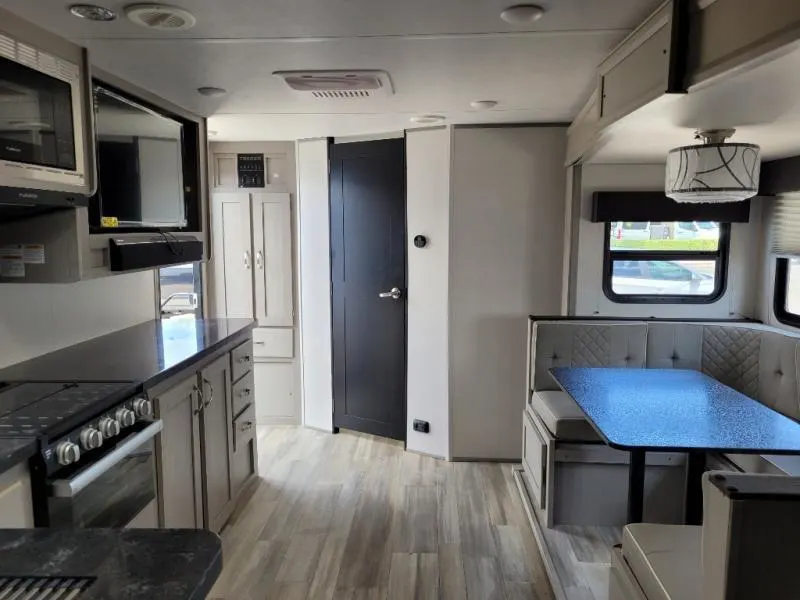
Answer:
47;420;162;528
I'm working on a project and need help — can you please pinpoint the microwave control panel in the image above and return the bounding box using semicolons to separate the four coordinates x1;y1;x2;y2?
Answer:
237;153;265;188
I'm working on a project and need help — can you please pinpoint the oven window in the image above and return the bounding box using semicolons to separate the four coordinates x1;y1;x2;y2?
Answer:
48;431;156;528
0;56;76;170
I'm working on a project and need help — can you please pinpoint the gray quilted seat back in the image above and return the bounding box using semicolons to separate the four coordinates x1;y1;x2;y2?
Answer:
531;322;647;391
531;320;800;421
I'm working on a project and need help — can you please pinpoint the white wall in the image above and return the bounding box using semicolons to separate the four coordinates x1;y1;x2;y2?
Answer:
450;126;567;460
0;272;156;369
296;138;334;432
572;163;762;319
406;127;451;459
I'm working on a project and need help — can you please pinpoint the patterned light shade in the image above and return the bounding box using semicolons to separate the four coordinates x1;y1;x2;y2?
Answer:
665;142;761;203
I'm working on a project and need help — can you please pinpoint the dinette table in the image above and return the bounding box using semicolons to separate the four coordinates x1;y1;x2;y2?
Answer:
550;367;800;524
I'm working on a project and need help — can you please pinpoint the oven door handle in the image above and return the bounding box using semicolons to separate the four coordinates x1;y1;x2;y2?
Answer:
49;420;164;498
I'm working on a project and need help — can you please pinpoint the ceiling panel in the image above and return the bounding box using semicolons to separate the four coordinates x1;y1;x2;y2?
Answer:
2;0;663;39
1;0;665;139
86;33;620;119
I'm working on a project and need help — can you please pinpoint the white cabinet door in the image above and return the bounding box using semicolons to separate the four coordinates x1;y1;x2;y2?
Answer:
211;192;254;318
254;362;298;424
252;193;294;326
0;463;34;528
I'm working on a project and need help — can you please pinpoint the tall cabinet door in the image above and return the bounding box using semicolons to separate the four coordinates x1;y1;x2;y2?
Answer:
200;354;233;533
252;193;294;326
155;376;203;529
211;192;254;318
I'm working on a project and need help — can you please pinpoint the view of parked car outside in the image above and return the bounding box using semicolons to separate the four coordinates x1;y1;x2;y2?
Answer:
608;221;718;296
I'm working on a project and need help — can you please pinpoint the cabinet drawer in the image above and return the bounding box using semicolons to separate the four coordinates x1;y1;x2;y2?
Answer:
253;328;294;359
232;371;254;419
231;340;254;383
233;402;256;452
230;440;256;499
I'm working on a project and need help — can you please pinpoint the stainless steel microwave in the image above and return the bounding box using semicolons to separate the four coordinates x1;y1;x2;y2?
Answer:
0;11;94;209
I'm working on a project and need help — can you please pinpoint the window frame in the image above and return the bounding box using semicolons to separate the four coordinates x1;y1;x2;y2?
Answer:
602;222;731;305
155;262;204;320
773;258;800;328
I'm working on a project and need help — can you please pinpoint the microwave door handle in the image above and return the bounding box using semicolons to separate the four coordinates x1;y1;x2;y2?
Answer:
49;420;163;498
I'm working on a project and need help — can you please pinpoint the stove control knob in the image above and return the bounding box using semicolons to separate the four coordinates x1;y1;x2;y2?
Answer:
133;397;153;418
79;428;103;451
56;441;80;466
98;417;121;439
116;408;136;428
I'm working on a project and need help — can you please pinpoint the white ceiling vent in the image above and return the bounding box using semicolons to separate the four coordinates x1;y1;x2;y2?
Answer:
125;4;197;31
273;70;393;99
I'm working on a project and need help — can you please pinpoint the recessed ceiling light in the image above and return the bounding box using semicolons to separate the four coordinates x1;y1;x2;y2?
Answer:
197;87;227;97
410;115;445;124
69;4;117;21
500;4;545;24
471;100;498;110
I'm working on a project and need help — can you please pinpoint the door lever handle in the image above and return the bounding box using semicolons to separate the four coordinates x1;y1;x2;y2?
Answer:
378;287;403;300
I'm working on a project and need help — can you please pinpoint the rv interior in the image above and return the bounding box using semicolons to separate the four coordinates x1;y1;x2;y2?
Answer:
2;0;800;599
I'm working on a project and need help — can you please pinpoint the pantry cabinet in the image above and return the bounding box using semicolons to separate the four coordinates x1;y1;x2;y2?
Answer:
211;190;298;425
211;192;293;327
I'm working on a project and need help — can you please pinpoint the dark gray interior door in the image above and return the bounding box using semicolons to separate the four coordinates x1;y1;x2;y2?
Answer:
330;138;407;441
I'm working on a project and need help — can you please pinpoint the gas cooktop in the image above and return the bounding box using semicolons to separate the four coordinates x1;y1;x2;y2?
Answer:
0;382;139;440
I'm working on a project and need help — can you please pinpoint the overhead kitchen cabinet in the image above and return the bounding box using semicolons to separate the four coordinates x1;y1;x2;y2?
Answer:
211;191;297;424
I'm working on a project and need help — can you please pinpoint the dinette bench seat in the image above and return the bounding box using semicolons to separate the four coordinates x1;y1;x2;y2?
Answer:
521;318;800;527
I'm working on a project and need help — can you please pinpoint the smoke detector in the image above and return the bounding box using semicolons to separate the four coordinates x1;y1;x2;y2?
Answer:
125;4;197;31
273;70;393;99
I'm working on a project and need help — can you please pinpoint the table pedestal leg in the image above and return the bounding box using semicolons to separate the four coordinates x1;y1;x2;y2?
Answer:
628;450;646;524
684;451;706;525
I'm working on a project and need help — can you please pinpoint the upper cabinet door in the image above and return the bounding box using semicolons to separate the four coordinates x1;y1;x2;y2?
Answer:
211;192;254;318
252;193;294;326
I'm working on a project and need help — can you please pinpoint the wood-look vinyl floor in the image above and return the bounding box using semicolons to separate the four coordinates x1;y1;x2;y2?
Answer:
208;427;556;600
512;469;621;600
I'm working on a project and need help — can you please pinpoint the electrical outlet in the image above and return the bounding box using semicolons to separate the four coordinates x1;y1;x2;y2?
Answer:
413;419;430;434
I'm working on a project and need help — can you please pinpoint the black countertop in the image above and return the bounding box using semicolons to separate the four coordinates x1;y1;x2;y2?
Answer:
0;317;254;472
0;318;255;388
0;528;222;600
0;438;38;472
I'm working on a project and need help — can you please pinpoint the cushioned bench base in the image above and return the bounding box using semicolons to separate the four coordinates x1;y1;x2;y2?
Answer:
530;390;601;442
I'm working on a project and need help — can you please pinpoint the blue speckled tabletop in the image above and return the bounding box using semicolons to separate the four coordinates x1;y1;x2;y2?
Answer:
550;367;800;453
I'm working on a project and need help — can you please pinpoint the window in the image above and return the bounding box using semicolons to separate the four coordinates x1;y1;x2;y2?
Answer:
774;258;800;327
158;263;203;320
604;221;729;303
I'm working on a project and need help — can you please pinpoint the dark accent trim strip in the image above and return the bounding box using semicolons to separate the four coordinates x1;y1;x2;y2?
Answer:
667;0;690;93
528;315;759;323
592;191;751;222
773;258;800;329
761;155;800;195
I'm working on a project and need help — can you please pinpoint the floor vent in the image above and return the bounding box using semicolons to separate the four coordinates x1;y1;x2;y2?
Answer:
0;576;95;598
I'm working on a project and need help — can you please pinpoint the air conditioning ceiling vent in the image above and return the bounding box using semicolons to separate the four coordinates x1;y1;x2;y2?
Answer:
125;4;197;31
273;70;393;99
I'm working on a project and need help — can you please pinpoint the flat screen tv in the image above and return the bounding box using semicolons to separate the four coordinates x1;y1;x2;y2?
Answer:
90;84;196;231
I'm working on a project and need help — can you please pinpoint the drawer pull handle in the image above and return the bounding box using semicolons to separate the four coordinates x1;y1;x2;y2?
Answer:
239;421;254;432
254;341;265;345
238;355;251;364
239;388;252;397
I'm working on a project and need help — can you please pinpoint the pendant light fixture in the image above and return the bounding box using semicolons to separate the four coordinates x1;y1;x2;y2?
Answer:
665;129;761;203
